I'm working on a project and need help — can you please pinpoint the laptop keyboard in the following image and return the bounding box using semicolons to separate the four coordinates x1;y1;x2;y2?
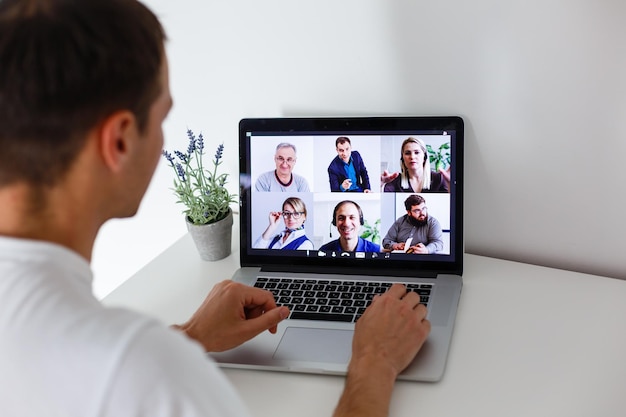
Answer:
253;277;433;323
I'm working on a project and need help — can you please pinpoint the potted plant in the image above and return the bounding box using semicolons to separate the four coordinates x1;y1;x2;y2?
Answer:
426;142;451;172
360;218;381;245
162;129;237;261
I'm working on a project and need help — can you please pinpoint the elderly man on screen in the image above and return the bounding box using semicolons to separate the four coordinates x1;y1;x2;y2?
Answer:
255;142;310;192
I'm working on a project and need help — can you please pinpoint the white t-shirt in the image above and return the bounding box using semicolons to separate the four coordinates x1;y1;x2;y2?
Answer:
0;236;252;417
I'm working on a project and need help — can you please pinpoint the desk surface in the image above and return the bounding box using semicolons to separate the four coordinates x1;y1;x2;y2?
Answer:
103;233;626;417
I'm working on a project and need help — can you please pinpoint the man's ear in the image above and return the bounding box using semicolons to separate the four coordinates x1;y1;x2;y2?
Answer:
98;110;137;173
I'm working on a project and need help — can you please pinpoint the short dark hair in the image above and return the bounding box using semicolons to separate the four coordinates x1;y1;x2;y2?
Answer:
404;194;426;211
0;0;166;186
335;136;351;147
332;200;364;226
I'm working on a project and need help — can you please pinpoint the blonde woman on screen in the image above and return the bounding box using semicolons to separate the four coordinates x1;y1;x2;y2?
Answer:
253;197;314;250
383;137;449;193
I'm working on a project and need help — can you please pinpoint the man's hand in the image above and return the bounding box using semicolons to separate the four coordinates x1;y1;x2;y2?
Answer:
408;242;429;254
341;178;352;191
391;242;405;251
353;284;430;377
173;280;289;352
334;284;431;417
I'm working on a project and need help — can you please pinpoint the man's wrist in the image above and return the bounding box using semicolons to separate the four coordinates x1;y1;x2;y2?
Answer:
334;355;397;417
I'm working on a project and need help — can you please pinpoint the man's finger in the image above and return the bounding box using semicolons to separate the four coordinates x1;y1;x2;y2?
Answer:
241;306;290;337
384;283;408;299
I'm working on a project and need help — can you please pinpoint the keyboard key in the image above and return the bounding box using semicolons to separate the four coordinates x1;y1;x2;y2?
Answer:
290;312;353;322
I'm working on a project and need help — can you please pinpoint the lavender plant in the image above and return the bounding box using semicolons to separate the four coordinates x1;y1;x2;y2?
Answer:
162;129;237;225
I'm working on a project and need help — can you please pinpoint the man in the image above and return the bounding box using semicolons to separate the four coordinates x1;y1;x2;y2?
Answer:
320;201;381;253
254;143;310;192
383;194;444;254
0;1;430;417
327;136;371;192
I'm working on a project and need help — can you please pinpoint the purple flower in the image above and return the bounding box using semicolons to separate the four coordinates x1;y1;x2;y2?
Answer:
186;129;195;142
187;137;196;155
214;143;224;163
174;150;188;164
197;133;205;152
175;163;186;181
162;150;174;165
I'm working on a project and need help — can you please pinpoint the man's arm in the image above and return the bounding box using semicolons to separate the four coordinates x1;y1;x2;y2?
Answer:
254;172;270;192
354;151;371;191
333;284;431;417
381;219;401;250
425;217;444;254
328;160;342;192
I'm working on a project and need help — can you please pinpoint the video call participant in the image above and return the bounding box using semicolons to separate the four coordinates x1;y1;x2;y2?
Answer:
255;142;310;192
382;195;444;254
383;136;449;193
327;136;371;193
253;197;314;250
320;200;381;253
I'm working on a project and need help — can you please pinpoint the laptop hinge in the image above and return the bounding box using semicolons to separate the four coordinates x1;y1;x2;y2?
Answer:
259;264;439;279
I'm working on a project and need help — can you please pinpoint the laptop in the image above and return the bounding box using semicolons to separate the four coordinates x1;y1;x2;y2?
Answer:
211;116;464;382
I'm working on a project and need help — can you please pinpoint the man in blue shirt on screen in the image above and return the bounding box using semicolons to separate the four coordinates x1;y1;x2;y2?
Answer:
320;200;380;253
327;137;371;192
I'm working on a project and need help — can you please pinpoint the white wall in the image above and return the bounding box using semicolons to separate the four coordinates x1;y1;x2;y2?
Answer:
92;0;626;298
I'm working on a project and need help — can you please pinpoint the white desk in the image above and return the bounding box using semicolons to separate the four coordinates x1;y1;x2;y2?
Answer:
104;233;626;417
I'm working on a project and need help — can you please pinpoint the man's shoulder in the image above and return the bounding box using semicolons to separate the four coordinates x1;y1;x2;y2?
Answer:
359;238;380;252
293;172;308;182
254;171;274;190
395;214;409;224
328;155;342;169
257;170;274;180
428;215;441;227
319;240;338;251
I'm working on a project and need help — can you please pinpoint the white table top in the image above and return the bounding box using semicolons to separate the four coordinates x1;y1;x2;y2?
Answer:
103;232;626;417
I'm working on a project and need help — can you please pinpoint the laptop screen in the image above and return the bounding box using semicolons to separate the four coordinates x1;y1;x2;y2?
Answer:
239;117;464;277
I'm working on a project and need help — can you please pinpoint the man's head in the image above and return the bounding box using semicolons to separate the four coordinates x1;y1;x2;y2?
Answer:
332;200;363;242
404;194;428;226
335;137;352;163
0;0;167;187
274;143;297;177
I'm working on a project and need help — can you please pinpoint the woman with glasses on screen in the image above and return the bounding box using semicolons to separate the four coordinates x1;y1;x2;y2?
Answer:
253;197;314;250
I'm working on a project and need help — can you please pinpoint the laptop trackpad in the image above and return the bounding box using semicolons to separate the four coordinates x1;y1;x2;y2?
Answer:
273;327;353;364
